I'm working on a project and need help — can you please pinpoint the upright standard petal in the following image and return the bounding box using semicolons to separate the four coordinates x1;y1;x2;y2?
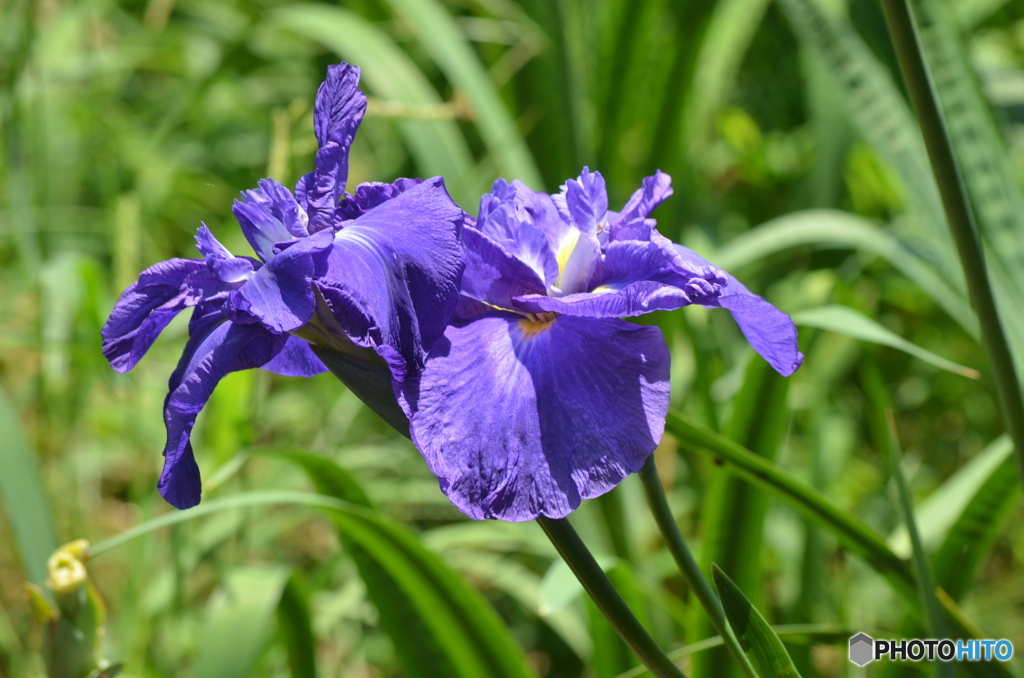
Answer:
296;63;368;232
561;167;608;235
233;179;309;262
160;322;288;509
460;227;546;312
316;177;464;378
614;170;673;224
475;179;558;286
400;314;671;521
101;259;208;373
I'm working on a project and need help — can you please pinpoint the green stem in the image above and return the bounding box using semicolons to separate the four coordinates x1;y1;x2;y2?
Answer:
879;0;1024;490
536;516;688;678
638;458;758;678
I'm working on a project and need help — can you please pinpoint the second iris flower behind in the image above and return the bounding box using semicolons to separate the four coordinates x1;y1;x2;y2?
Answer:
401;169;803;522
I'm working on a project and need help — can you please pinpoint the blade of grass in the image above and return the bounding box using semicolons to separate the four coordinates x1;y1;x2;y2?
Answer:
271;5;480;205
537;517;687;678
909;0;1024;293
191;566;309;678
0;386;58;583
776;0;954;256
692;358;790;678
638;458;758;678
383;0;542;188
88;490;536;678
260;450;535;678
666;410;917;600
667;412;1018;678
792;305;980;378
713;210;975;335
888;435;1012;556
712;565;802;678
614;625;854;678
862;362;951;677
879;0;1024;492
931;454;1021;600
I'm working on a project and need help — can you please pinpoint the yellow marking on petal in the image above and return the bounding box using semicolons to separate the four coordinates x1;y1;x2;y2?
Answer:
517;316;556;339
590;285;615;294
555;229;580;282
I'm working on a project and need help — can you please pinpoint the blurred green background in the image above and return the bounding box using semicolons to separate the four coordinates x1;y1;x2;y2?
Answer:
2;0;1024;675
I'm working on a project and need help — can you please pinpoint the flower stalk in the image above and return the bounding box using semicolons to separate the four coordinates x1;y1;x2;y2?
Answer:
536;516;688;678
879;0;1024;489
638;458;758;678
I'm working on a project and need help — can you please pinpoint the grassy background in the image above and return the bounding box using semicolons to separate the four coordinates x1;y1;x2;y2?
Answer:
2;0;1024;675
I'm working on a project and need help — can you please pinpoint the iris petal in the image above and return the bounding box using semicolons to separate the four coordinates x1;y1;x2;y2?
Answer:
261;335;328;377
160;322;288;509
671;244;804;376
233;179;308;262
316;177;464;378
461;226;546;311
615;170;673;224
514;236;724;317
296;64;368;232
101;259;209;373
562;168;608;235
400;314;670;521
230;229;334;332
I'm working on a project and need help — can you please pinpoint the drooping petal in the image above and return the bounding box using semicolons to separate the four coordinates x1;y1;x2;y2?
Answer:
671;244;804;376
102;259;208;373
261;335;328;376
160;322;288;509
400;314;671;521
316;177;464;378
233;179;309;261
229;229;334;332
461;226;546;311
614;170;673;224
295;63;368;232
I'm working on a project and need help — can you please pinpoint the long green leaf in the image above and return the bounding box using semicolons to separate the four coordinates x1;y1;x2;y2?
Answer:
192;566;310;678
713;210;975;334
668;413;1016;678
792;305;979;378
683;0;772;158
909;0;1024;297
888;435;1012;556
271;5;480;206
666;411;917;599
383;0;543;188
88;490;535;678
268;450;535;678
693;359;790;678
931;454;1021;601
776;0;952;251
0;386;58;583
712;565;802;678
862;364;950;672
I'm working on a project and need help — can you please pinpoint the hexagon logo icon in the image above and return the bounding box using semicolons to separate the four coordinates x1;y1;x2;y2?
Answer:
849;633;874;666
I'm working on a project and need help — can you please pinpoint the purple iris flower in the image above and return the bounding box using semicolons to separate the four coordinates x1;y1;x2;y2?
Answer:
399;168;802;522
101;63;465;510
